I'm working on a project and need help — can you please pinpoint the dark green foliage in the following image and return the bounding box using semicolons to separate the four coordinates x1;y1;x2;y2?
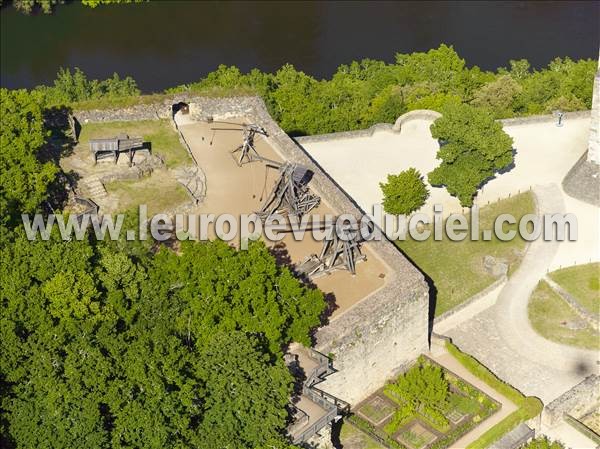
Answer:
520;438;564;449
36;68;140;107
9;0;141;14
0;224;321;448
168;46;594;136
0;89;58;227
428;104;514;207
380;168;429;215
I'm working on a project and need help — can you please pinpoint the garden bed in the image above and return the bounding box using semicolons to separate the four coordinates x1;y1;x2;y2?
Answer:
349;355;500;449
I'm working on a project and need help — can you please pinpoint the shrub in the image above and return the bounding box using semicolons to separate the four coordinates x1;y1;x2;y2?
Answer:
380;168;430;215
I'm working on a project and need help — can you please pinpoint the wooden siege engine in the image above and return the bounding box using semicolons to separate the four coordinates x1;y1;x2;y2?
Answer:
296;219;369;278
257;162;321;219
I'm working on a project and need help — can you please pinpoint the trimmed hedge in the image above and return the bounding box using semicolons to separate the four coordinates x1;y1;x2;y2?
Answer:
445;341;543;449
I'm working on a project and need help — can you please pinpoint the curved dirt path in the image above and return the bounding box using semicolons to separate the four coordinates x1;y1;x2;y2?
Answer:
446;184;599;404
494;183;597;370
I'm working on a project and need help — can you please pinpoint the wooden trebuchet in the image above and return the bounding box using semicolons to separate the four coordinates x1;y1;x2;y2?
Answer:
296;220;370;278
230;124;271;166
89;134;144;166
257;162;321;219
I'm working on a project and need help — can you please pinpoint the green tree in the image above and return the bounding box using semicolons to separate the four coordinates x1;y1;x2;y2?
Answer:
522;437;564;449
471;75;523;117
11;0;59;14
0;89;58;227
1;228;322;448
380;168;429;215
384;361;450;413
36;68;140;106
194;331;293;449
367;85;407;124
428;103;514;207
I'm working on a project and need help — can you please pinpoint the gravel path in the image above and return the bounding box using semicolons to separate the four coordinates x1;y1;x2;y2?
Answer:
445;184;599;404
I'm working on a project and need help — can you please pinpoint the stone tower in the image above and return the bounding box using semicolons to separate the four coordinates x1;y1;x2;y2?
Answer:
587;53;600;164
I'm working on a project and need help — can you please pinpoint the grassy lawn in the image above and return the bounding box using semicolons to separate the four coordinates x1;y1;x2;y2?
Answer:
397;192;535;316
549;263;600;316
528;280;599;350
105;172;190;216
339;422;386;449
77;119;190;168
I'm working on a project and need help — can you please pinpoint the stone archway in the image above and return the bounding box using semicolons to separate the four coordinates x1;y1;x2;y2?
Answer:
172;101;190;116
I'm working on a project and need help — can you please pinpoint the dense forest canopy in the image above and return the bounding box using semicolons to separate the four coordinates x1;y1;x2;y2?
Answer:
0;89;324;448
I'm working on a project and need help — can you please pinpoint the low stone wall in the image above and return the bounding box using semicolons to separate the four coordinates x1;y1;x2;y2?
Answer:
75;103;169;122
295;123;394;144
434;275;507;325
498;110;590;127
392;109;442;131
73;95;262;124
544;276;599;330
292;109;592;149
294;109;442;145
542;374;600;428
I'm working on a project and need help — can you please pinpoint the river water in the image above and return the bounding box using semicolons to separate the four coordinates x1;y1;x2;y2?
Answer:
1;1;598;92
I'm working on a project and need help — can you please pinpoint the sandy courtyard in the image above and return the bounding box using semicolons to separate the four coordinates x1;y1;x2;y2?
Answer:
177;116;389;318
301;115;599;269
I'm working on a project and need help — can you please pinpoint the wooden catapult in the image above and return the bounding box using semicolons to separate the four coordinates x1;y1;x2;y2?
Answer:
89;134;144;166
257;162;321;219
256;161;369;278
296;219;369;278
210;122;276;166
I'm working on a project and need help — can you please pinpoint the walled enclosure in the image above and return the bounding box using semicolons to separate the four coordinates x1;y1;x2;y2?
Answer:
74;96;430;405
541;375;600;428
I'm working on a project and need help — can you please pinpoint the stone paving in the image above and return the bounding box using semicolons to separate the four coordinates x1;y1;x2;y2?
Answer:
445;184;599;404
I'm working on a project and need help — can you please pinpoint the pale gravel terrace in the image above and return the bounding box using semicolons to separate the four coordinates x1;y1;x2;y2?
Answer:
301;115;598;268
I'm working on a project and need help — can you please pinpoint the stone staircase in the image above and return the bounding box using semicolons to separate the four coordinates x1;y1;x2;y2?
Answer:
79;177;107;199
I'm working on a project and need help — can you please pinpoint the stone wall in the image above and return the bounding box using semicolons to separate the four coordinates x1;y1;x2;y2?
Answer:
75;103;170;122
295;123;394;144
76;95;431;406
433;275;507;325
587;66;600;164
498;110;591;127
194;97;430;405
541;374;600;428
393;109;442;131
294;109;442;145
